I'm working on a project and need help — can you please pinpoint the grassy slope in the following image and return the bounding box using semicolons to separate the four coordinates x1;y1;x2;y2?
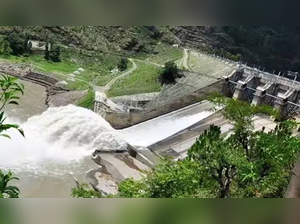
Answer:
107;60;161;97
0;27;184;98
0;47;130;90
77;89;95;110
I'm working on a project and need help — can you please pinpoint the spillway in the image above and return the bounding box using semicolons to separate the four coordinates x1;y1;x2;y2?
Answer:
118;101;215;147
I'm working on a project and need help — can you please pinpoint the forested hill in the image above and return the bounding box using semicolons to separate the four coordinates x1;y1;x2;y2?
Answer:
1;26;300;73
173;26;300;73
0;26;177;56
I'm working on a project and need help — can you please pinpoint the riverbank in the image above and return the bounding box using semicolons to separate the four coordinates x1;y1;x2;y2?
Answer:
0;61;88;108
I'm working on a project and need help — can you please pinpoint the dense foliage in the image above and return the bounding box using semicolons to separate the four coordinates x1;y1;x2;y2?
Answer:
0;171;20;198
0;29;32;56
44;35;61;62
71;183;103;198
72;97;300;198
221;26;300;74
0;75;24;198
159;61;180;84
117;58;128;71
0;75;24;138
117;98;299;198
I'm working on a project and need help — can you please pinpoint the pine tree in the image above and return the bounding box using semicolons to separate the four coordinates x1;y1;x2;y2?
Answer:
44;36;50;60
49;44;61;62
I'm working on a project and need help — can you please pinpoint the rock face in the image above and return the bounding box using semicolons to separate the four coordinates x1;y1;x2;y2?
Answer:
88;152;150;195
92;153;149;183
171;26;218;48
86;167;119;196
0;61;33;77
47;90;87;107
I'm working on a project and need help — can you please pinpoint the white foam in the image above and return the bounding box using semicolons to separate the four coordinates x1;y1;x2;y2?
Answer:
0;105;127;176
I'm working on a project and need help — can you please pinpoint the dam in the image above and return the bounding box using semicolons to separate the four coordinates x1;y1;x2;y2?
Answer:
1;78;218;197
1;50;300;197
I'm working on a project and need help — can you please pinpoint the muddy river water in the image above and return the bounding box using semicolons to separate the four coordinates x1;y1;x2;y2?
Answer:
2;80;99;198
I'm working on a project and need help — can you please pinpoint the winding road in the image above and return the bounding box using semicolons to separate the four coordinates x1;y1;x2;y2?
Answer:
57;58;138;93
104;59;137;90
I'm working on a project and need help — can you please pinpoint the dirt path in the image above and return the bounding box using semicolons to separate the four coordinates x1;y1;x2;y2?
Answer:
105;59;137;90
182;48;191;70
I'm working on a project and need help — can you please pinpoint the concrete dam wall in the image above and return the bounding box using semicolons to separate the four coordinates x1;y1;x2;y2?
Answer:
96;77;224;129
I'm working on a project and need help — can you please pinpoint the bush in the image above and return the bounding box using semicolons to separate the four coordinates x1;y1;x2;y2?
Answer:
159;61;179;84
117;58;128;71
0;40;12;56
49;44;61;62
7;31;31;56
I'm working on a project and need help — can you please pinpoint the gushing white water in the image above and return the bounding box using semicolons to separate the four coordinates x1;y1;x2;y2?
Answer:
0;105;127;176
1;101;215;178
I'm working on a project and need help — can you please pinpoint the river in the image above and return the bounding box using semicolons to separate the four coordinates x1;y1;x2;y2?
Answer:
1;80;126;197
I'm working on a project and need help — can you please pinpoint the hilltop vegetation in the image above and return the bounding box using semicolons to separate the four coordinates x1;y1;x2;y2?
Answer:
173;26;300;74
1;26;300;75
0;26;178;55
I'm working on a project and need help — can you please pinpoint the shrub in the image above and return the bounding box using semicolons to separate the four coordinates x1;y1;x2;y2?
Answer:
159;61;179;84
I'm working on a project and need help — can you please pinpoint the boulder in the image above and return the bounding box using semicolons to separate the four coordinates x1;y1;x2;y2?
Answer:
86;167;118;196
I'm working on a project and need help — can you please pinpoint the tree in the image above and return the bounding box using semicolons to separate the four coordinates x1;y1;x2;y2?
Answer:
0;40;12;56
7;31;25;55
0;75;24;198
188;125;244;198
117;58;128;71
187;97;298;198
118;159;211;198
159;61;179;84
7;30;32;56
49;44;61;62
44;35;50;61
27;41;33;55
44;35;61;62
